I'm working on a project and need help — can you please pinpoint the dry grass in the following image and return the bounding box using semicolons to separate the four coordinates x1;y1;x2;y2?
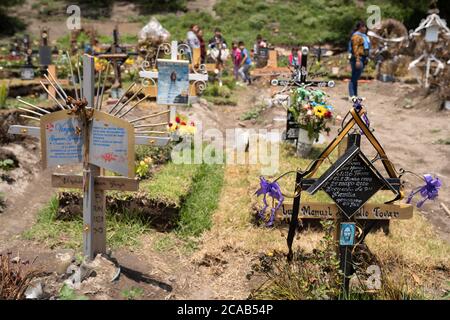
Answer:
0;252;38;300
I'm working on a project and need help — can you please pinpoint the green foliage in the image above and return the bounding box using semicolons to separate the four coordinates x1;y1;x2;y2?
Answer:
58;284;89;300
0;82;8;109
135;144;173;164
141;160;198;207
250;220;343;300
0;159;15;171
149;0;442;48
23;197;150;250
240;105;264;121
135;158;151;179
121;286;144;300
203;80;237;106
133;0;187;14
176;163;225;239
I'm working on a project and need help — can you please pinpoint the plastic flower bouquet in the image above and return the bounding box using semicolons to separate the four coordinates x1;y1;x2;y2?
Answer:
289;87;334;141
168;113;196;138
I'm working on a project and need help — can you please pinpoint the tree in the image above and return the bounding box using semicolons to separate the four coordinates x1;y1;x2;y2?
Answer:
0;0;26;36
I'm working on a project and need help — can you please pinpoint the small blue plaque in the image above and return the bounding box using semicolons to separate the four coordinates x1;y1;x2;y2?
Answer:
340;222;356;246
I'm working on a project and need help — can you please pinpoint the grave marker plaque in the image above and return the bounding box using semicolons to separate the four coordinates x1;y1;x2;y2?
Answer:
285;108;300;140
40;110;83;168
89;111;134;177
308;145;395;218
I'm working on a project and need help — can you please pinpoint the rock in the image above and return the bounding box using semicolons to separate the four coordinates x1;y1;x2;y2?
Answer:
403;104;413;109
238;122;246;127
25;282;44;300
198;98;208;106
64;262;96;289
83;254;117;283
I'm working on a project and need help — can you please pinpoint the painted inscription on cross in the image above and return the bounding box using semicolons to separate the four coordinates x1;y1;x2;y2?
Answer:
8;54;174;260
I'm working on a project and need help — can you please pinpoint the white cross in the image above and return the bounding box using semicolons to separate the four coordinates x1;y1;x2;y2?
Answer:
138;40;208;93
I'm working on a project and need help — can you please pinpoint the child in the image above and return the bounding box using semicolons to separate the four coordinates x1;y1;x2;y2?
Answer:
231;42;241;80
288;47;302;68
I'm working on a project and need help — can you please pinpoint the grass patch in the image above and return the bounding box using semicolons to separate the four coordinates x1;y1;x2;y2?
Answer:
149;0;430;47
434;138;450;145
140;161;199;207
240;104;265;121
121;287;144;300
176;163;225;239
203;79;237;106
58;284;89;300
23;196;150;250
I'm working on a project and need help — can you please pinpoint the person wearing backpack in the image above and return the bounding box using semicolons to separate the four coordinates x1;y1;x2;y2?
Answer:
348;21;370;98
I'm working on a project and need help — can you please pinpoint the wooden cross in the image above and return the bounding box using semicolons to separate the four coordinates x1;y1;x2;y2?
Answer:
270;47;335;89
273;47;335;142
279;108;413;294
8;54;173;260
95;26;139;97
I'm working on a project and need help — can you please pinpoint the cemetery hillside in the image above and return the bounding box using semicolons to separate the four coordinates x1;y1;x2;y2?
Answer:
0;0;449;307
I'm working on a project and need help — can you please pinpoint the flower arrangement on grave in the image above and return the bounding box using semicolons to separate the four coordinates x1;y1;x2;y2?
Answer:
289;87;334;141
168;113;196;138
94;57;108;72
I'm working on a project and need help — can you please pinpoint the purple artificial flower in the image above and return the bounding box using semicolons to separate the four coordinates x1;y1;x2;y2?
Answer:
406;174;442;208
255;177;284;227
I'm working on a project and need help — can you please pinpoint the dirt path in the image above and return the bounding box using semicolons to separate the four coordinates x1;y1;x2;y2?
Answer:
0;169;52;247
326;81;450;242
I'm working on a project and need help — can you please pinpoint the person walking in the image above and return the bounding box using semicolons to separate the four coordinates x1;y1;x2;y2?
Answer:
238;41;252;85
208;28;227;49
288;47;302;68
186;24;200;51
231;42;242;80
348;21;370;98
197;29;206;64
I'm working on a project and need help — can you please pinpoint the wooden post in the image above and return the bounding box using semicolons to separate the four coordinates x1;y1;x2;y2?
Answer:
267;50;278;68
339;134;360;295
82;55;106;260
47;64;56;100
335;135;348;257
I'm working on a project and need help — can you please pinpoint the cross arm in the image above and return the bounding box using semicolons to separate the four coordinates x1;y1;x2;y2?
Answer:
8;125;170;146
139;70;208;82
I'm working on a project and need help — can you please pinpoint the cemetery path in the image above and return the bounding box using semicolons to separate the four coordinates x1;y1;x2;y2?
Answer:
326;81;450;243
0;168;52;248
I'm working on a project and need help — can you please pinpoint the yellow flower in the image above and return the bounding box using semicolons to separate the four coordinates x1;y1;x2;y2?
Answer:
125;58;134;65
139;160;145;166
187;125;196;135
314;105;327;118
167;123;177;132
144;157;152;164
